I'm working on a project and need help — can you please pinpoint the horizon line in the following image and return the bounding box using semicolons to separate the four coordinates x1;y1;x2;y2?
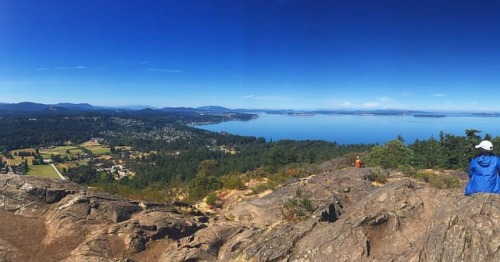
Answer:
1;101;500;114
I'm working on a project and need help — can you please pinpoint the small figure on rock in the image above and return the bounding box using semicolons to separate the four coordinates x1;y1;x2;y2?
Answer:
355;156;362;168
464;140;500;196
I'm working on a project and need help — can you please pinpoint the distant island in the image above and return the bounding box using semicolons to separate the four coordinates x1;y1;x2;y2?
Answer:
1;102;500;119
413;114;447;118
287;112;316;116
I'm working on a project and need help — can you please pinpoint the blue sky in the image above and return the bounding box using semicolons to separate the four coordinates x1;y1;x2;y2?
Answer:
1;0;499;111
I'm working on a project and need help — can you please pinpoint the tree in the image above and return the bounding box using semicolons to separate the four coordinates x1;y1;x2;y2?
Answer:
21;159;28;173
440;132;473;170
364;139;413;169
410;137;446;168
465;129;481;141
189;160;220;201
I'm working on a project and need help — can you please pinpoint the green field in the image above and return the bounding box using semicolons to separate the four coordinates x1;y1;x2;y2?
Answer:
84;145;110;156
28;165;61;179
39;146;85;159
39;144;110;158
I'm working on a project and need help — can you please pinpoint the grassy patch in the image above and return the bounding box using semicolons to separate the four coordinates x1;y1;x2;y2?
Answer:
97;183;171;203
411;171;461;189
57;161;83;171
28;165;60;179
83;145;110;156
39;146;83;159
400;166;461;189
250;183;271;194
3;157;25;166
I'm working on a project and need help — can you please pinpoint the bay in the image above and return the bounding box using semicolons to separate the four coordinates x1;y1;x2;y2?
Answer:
196;113;500;145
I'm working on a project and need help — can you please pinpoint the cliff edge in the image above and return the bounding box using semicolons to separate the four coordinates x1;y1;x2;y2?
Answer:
1;167;499;262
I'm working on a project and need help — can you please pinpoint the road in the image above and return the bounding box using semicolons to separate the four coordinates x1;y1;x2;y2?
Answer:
50;164;66;181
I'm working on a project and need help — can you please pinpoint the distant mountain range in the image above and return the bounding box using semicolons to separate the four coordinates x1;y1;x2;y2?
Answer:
0;102;242;115
0;102;498;117
0;102;99;112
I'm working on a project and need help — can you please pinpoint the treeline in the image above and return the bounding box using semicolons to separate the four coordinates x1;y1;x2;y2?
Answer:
364;129;496;170
122;139;372;189
64;137;373;187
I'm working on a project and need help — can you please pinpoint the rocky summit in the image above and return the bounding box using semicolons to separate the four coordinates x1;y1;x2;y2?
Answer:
1;167;500;262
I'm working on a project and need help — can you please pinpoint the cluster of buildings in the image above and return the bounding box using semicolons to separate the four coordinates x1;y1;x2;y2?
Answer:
95;163;133;180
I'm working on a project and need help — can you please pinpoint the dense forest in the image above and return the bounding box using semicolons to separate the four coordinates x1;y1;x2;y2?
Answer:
0;110;254;151
1;111;497;203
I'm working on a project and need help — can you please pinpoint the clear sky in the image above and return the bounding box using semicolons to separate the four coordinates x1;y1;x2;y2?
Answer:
1;0;499;111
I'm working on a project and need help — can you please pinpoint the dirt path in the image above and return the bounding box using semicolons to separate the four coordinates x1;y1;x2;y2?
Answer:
51;164;66;180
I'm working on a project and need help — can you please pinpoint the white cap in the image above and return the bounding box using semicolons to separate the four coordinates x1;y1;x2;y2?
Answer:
475;140;493;151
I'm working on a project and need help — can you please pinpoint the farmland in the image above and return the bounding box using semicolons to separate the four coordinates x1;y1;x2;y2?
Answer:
3;141;113;180
28;165;60;179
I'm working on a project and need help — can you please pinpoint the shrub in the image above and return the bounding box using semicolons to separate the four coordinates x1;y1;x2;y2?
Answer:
220;174;245;190
206;192;218;207
247;167;271;179
251;183;270;194
398;164;416;177
409;171;461;189
267;172;289;189
281;188;315;221
365;167;389;184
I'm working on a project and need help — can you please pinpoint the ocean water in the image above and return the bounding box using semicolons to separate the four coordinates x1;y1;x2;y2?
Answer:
196;113;500;145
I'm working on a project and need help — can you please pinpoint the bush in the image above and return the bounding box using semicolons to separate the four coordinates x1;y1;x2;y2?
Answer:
247;167;271;179
251;183;270;194
364;139;413;169
365;167;389;184
267;172;290;189
206;192;218;207
398;164;416;177
281;188;315;221
220;174;245;190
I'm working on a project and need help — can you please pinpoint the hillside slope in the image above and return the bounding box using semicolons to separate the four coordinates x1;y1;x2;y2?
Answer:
1;167;499;261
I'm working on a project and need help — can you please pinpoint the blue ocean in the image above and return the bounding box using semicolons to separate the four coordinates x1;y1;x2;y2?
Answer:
196;113;500;145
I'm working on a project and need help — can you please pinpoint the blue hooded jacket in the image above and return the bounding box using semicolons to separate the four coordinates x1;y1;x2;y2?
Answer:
464;154;500;195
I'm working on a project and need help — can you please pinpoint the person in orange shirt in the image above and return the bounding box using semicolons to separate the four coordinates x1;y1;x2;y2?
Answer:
355;156;362;168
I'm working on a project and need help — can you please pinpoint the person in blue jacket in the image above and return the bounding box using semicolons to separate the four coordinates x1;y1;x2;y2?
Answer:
464;140;500;195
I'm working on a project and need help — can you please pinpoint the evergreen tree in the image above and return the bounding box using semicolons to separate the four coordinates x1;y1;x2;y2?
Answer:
410;137;446;168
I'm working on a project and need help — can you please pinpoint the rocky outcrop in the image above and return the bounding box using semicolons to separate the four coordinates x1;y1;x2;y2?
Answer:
1;166;499;262
0;174;207;262
164;168;500;262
